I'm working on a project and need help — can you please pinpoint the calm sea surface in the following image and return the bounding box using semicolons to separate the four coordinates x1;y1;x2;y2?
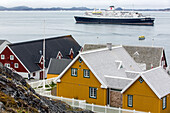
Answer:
0;11;170;64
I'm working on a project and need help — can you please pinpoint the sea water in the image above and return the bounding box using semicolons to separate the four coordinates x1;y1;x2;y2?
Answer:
0;11;170;64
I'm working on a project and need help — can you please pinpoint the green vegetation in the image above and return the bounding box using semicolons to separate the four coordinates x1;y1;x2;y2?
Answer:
0;91;39;113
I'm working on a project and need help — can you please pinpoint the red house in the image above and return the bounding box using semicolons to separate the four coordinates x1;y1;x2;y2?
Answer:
0;35;81;79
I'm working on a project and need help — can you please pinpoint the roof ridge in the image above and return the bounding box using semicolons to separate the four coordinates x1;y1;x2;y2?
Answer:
8;35;72;46
80;45;122;55
123;45;164;49
141;66;162;74
84;44;164;49
104;75;133;80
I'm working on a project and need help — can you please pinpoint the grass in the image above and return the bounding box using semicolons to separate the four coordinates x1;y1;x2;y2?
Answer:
36;81;57;90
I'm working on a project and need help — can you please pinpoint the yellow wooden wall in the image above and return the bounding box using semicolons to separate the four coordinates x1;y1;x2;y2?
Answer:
57;57;107;105
122;77;160;113
159;94;170;113
47;74;59;79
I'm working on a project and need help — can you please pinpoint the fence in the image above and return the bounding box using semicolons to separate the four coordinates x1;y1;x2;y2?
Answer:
29;77;57;89
42;94;150;113
29;80;150;113
30;79;150;113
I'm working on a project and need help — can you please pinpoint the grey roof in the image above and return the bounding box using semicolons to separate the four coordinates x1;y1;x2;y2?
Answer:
105;77;132;90
81;46;142;89
48;58;72;75
142;67;170;98
122;67;170;98
0;40;6;45
9;35;81;72
0;40;10;45
0;40;11;51
83;44;165;70
123;45;164;70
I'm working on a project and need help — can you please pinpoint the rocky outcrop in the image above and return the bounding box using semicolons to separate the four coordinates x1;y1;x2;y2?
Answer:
0;66;93;113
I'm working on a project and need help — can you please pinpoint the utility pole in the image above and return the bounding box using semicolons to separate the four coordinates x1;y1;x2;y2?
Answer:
43;20;46;89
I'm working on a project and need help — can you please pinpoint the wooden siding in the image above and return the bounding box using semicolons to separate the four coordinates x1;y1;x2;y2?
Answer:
57;57;107;105
122;77;170;113
0;47;28;73
47;74;59;79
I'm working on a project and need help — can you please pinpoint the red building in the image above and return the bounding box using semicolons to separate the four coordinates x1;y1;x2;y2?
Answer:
0;35;81;79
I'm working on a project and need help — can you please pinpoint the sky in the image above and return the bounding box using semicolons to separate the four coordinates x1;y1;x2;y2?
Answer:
0;0;170;9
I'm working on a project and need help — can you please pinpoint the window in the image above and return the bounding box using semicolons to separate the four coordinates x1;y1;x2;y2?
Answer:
14;63;19;68
163;96;167;110
139;78;144;83
33;73;36;76
4;63;10;68
10;55;14;60
58;55;62;59
79;57;82;63
89;87;97;99
128;95;133;107
71;68;77;77
1;55;5;60
83;69;90;78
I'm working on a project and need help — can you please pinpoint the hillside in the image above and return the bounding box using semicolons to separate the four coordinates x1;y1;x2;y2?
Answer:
0;65;93;113
0;6;169;11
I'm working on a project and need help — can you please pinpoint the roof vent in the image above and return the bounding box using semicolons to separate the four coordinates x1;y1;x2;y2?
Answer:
107;43;112;50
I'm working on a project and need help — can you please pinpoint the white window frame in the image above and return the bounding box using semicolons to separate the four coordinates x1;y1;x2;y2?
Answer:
163;96;167;110
83;69;90;78
4;63;10;68
128;95;133;107
14;63;19;68
10;55;14;60
58;55;62;59
1;55;5;60
89;87;97;99
71;68;77;77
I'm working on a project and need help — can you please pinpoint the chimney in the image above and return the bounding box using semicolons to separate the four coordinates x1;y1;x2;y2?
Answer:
107;43;112;50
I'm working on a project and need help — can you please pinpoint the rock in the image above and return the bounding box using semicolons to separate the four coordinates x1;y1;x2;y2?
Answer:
0;102;4;111
0;66;93;113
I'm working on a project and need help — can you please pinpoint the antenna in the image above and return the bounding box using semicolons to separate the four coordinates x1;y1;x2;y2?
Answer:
43;20;46;89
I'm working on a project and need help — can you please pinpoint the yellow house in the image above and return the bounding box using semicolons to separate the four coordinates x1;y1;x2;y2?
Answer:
56;45;142;106
47;58;71;79
121;67;170;113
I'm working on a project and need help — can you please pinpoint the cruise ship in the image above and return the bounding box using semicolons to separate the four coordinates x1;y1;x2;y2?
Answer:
74;6;155;25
